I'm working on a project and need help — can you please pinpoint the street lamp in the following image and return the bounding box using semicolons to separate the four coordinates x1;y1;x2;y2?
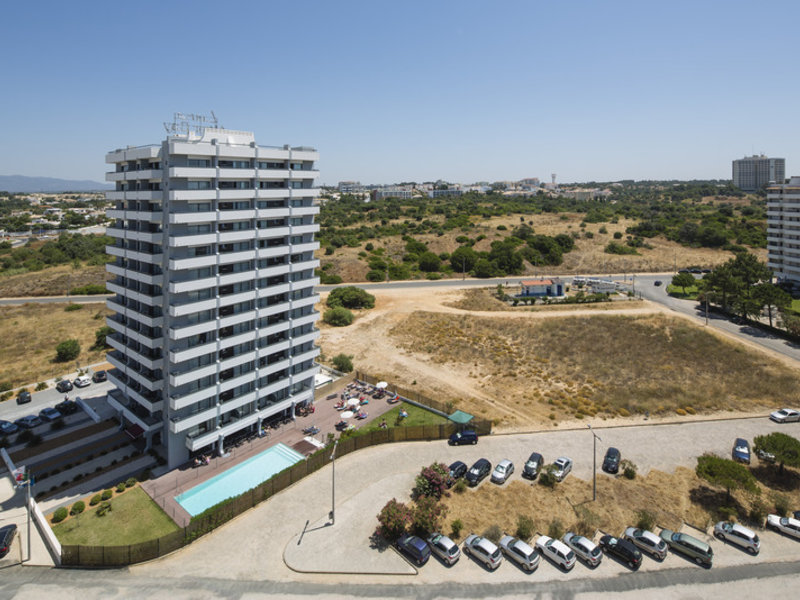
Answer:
587;424;601;502
329;439;339;525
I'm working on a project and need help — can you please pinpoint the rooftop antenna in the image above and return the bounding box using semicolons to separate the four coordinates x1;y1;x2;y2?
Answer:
163;111;219;137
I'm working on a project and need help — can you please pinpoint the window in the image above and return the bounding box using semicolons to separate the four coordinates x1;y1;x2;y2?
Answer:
257;161;284;169
187;158;211;168
187;180;212;190
219;160;251;169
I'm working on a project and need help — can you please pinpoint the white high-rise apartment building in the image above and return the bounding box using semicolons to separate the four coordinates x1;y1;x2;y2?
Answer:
732;155;785;192
104;125;321;467
767;176;800;286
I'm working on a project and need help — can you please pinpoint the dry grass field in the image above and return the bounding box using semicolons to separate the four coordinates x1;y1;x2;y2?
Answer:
442;465;800;544
0;264;108;297
0;302;112;389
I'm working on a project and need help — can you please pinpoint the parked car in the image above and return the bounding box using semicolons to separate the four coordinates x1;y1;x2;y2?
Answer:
770;408;800;423
73;375;91;388
466;458;492;487
491;459;514;484
602;447;621;474
16;391;31;405
92;370;107;383
463;534;503;570
659;529;713;567
448;430;478;446
599;535;642;569
756;447;776;463
448;461;467;487
426;532;460;565
562;532;602;567
395;533;431;566
499;535;540;571
55;399;80;415
654;280;663;286
0;524;17;558
38;407;62;422
731;438;751;464
522;451;544;479
0;420;19;436
535;535;576;570
14;415;42;429
713;521;760;554
623;527;668;560
56;380;73;393
766;515;800;540
553;456;573;482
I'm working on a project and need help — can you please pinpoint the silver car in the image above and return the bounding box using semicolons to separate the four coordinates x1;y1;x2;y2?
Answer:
770;408;800;423
767;515;800;540
426;532;461;565
623;527;667;560
535;535;577;570
499;535;540;571
562;532;602;567
463;534;503;570
553;456;573;482
713;521;760;555
491;459;514;484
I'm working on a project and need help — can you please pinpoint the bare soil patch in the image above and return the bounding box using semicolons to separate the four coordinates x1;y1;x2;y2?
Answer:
0;264;108;298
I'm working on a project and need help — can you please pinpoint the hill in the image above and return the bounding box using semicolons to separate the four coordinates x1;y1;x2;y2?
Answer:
0;174;112;193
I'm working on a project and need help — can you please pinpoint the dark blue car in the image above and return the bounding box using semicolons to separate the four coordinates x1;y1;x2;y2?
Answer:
396;533;431;566
448;430;478;446
732;438;751;464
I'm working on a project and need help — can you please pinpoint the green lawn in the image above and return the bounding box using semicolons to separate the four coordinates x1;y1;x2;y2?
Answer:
666;284;700;299
362;403;448;432
52;487;179;545
791;299;800;315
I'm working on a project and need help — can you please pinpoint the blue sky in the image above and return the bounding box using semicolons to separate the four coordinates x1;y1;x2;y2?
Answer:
1;0;798;185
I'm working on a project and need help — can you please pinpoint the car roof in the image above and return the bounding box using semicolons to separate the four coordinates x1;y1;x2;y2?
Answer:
729;523;755;536
735;438;748;444
472;458;490;467
528;452;542;461
606;447;620;455
450;460;466;468
475;537;497;551
555;456;571;465
497;459;512;468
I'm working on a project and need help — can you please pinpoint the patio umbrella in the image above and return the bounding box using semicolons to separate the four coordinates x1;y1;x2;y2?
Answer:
341;410;355;419
376;381;388;389
347;398;360;407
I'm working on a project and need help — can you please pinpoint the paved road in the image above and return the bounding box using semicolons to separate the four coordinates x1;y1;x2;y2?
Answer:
0;380;114;423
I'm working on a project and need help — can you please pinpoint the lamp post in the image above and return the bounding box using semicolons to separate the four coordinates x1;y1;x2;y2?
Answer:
329;439;339;525
587;424;601;502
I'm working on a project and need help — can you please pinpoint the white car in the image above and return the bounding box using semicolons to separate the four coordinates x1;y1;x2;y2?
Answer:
562;532;602;567
73;375;91;388
491;459;514;484
770;408;800;423
553;456;573;482
623;527;667;560
463;534;503;570
499;535;540;571
426;532;461;565
767;515;800;540
535;535;576;570
714;521;760;554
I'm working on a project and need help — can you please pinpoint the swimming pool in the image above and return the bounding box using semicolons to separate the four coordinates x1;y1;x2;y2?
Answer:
175;443;305;517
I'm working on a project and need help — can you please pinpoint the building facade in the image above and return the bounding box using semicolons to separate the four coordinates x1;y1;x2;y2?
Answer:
732;155;785;191
767;176;800;286
104;127;321;467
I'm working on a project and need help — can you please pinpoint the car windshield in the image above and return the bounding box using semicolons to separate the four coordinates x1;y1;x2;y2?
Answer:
496;465;506;473
470;467;480;474
735;444;748;453
590;546;601;557
448;545;459;556
491;548;500;559
526;460;538;468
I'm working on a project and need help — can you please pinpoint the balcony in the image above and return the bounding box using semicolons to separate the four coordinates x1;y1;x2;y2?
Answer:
289;205;319;217
289;224;318;236
169;232;217;247
107;389;161;433
168;190;216;201
169;255;217;272
291;331;320;347
217;209;255;221
290;313;319;329
106;336;163;371
256;226;291;239
168;166;216;178
169;211;217;224
290;348;320;365
291;242;320;254
170;340;219;364
169;296;217;318
170;404;218;434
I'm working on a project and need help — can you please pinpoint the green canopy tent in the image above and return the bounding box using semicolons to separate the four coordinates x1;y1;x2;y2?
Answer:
448;409;474;429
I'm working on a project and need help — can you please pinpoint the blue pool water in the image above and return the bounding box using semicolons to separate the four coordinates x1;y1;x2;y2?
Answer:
175;443;305;516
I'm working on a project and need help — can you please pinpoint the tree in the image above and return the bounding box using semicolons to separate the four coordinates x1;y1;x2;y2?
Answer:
695;454;759;500
753;283;791;327
417;251;441;273
92;325;114;350
472;258;497;278
412;496;448;536
322;307;354;327
753;432;800;475
326;286;375;310
376;498;412;541
412;463;450;500
671;272;696;295
449;246;478;274
55;339;80;362
332;354;353;373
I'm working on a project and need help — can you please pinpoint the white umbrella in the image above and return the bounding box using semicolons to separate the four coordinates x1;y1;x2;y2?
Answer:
347;398;360;407
340;410;354;419
376;381;388;389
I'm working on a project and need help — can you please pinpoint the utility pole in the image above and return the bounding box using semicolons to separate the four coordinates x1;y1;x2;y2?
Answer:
329;439;339;525
587;425;601;502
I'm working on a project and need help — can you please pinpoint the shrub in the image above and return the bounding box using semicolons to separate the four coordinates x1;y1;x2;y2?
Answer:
55;339;80;362
89;494;102;506
412;496;448;536
70;501;85;515
116;482;126;493
326;286;375;310
773;493;790;517
96;501;112;517
748;498;767;526
101;489;113;501
451;519;464;539
412;463;450;500
539;464;557;488
482;524;502;543
70;284;108;295
453;479;467;494
613;231;623;239
675;408;687;416
64;303;84;312
125;477;136;488
323;307;354;327
547;518;564;540
376;498;412;541
52;507;68;523
718;506;738;521
35;382;47;391
685;406;696;415
515;515;535;541
635;510;655;531
332;353;354;373
620;459;637;480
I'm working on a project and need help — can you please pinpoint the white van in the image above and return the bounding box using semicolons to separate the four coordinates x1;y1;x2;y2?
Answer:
74;375;91;388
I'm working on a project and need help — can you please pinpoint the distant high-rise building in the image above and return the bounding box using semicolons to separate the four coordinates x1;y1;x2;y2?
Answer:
732;155;785;191
767;176;800;286
104;124;320;467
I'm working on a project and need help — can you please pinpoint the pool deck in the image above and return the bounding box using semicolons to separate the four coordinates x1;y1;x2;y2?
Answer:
141;380;396;527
